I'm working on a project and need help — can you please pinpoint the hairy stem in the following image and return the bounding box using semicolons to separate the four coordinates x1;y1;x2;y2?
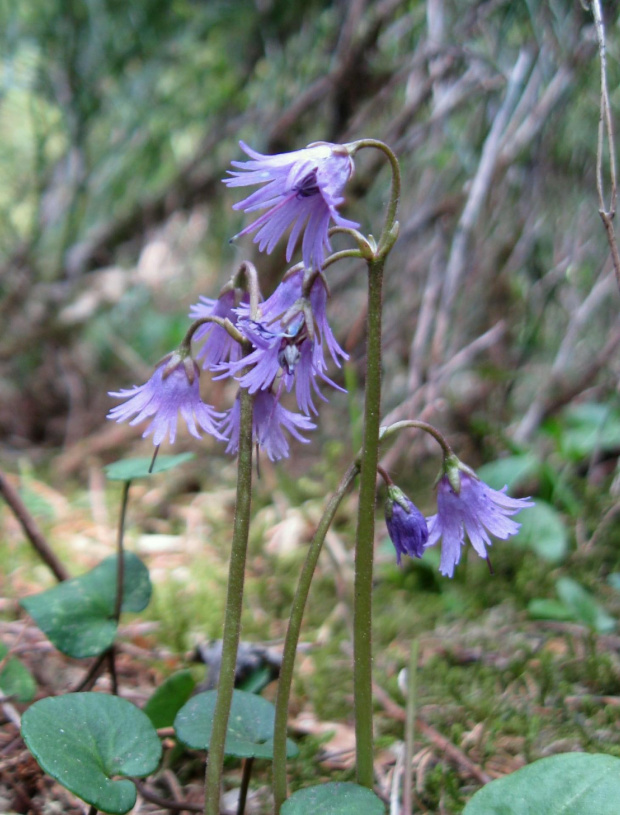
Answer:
354;255;385;787
204;388;254;815
113;480;131;623
272;463;359;812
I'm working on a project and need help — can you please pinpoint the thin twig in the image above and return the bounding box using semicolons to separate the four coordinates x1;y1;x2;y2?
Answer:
0;468;69;582
590;0;620;291
373;681;491;785
71;651;108;692
430;49;532;361
237;757;254;815
133;779;203;813
403;640;419;814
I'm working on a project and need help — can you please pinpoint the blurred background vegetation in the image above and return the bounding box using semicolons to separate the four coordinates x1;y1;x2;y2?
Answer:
3;0;620;811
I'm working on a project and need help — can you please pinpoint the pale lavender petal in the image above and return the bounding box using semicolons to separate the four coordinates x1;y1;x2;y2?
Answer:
224;141;358;270
425;473;533;577
107;360;225;446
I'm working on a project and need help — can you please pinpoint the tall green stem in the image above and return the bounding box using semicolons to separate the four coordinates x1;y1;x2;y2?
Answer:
272;463;359;813
204;387;254;815
113;480;131;623
353;255;385;787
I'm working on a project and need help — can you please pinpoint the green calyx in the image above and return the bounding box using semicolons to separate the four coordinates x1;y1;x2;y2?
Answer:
386;484;411;515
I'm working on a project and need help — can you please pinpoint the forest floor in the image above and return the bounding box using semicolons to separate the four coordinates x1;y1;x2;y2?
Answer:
2;447;620;814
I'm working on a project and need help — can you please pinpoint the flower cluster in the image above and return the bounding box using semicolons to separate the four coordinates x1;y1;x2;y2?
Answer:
384;458;533;577
108;141;357;461
108;137;534;575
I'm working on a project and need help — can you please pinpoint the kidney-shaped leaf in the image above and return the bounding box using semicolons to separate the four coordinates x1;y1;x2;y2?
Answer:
476;455;539;492
21;693;161;815
463;753;620;815
556;577;616;634
144;669;196;729
174;689;298;759
20;553;152;658
511;501;567;563
281;782;385;814
105;453;194;481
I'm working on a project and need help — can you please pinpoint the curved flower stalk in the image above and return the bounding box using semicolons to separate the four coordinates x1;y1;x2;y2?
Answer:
189;289;249;369
224;141;359;270
107;352;225;445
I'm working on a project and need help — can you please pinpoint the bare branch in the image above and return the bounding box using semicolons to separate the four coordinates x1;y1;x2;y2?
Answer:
0;469;69;582
590;0;620;291
430;49;533;362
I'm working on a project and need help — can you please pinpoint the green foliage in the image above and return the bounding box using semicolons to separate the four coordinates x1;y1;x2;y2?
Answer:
104;452;195;481
0;641;36;702
544;403;620;462
281;782;385;814
511;501;568;563
476;455;540;492
21;693;161;815
20;553;152;657
463;753;620;815
143;669;196;729
174;689;299;759
529;577;616;634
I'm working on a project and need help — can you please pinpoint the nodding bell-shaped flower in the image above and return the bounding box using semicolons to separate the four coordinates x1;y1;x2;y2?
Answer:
385;485;429;566
221;389;315;462
425;456;534;578
107;351;225;446
223;141;359;271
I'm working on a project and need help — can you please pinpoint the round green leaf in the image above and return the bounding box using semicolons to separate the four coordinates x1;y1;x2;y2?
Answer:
104;453;195;481
21;693;162;815
476;455;539;492
608;573;620;593
463;753;620;815
556;577;616;634
20;553;152;658
174;689;298;759
0;641;36;702
144;669;196;729
527;598;576;623
511;501;567;563
557;403;620;461
281;782;385;814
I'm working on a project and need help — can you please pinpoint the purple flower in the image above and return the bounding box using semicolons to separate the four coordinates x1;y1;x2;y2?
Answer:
189;289;248;370
385;486;429;566
425;473;534;577
221;389;315;462
259;269;347;367
218;272;347;415
224;141;359;270
107;354;225;446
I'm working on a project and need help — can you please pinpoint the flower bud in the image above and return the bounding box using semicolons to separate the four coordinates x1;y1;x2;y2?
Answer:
385;485;429;565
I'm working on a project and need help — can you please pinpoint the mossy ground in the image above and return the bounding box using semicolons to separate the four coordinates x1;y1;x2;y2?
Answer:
2;449;620;814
